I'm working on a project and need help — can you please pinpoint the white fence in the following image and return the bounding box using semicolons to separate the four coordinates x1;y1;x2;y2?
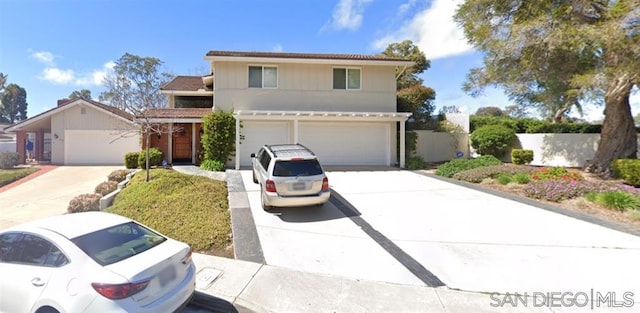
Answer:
413;131;469;163
412;132;621;168
0;141;16;153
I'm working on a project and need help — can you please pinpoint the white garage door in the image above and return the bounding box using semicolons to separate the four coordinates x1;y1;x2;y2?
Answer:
65;130;140;165
299;122;390;165
239;121;290;166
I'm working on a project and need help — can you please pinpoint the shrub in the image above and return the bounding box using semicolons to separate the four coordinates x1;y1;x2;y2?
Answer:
125;152;139;169
138;148;163;169
68;193;102;213
406;155;427;170
586;191;640;212
95;181;118;196
202;110;237;164
470;125;516;158
513;173;531;184
523;179;640;202
436;155;502;178
611;159;640;186
108;169;130;183
530;167;583;182
0;152;20;169
497;174;512;185
452;164;537;183
511;149;534;165
200;159;226;172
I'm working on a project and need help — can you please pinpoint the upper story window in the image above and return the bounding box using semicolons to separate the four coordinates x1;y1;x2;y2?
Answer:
249;66;277;88
333;68;361;90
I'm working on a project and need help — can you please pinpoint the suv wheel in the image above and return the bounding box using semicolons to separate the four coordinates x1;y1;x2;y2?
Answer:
261;189;273;211
252;170;258;184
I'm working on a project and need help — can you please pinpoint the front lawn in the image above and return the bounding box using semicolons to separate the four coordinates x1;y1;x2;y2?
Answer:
106;169;233;257
0;167;39;187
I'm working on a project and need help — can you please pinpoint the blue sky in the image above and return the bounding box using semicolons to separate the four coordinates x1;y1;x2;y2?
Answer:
0;0;629;121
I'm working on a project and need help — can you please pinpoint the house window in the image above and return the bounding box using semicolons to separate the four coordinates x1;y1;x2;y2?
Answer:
248;66;277;88
333;68;361;90
80;107;87;115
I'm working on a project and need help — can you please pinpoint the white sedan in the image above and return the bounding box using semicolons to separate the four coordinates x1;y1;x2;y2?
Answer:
0;211;196;313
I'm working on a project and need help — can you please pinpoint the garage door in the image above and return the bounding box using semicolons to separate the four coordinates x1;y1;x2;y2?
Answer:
239;121;290;166
299;122;390;165
65;130;140;165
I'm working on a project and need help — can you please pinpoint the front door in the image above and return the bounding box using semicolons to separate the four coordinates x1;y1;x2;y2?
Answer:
173;123;192;162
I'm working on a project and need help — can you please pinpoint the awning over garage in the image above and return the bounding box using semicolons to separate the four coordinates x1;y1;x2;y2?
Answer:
233;110;411;169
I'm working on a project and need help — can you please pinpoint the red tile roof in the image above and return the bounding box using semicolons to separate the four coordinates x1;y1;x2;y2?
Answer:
138;108;212;119
205;50;411;62
161;76;212;92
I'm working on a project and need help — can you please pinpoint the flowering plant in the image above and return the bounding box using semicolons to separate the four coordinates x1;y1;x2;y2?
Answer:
530;167;583;182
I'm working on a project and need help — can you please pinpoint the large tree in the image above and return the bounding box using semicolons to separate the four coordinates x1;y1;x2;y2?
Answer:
382;40;436;129
99;53;174;181
0;83;28;123
69;89;92;100
455;0;640;175
99;53;172;112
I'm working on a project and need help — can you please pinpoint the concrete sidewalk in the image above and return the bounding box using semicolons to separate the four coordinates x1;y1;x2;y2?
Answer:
191;253;636;313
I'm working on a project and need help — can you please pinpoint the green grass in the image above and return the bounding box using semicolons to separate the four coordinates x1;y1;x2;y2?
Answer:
585;191;640;212
0;167;39;187
106;169;231;253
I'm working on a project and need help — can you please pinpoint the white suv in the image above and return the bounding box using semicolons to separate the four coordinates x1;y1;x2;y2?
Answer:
251;144;330;210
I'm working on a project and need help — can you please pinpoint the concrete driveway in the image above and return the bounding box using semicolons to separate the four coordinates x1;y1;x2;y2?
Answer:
0;166;122;230
240;169;640;295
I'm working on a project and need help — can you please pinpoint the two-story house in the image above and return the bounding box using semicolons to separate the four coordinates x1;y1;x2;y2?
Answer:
147;50;413;169
4;50;412;167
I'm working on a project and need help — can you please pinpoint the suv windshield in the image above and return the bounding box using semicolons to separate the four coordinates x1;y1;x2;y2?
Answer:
71;222;166;266
273;159;323;177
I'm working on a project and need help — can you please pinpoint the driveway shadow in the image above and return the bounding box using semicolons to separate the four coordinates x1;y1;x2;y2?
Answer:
273;189;361;223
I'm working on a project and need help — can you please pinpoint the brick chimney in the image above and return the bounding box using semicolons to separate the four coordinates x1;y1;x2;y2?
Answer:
57;98;71;107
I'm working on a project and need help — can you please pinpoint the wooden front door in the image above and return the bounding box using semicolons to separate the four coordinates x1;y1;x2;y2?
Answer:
173;124;192;161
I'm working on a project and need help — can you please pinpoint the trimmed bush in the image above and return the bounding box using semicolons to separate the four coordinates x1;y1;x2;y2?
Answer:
108;169;131;183
0;152;20;169
138;148;163;169
68;193;102;213
200;159;226;172
95;181;118;196
611;159;640;186
125;152;139;169
406;155;427;170
470;125;516;158
202;110;237;164
452;164;537;183
436;155;502;178
511;149;534;165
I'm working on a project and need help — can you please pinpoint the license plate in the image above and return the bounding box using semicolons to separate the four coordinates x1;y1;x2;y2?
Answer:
292;182;305;190
158;266;177;287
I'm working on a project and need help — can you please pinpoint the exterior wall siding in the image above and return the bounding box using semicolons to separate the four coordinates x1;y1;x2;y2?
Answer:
214;61;397;112
51;105;134;164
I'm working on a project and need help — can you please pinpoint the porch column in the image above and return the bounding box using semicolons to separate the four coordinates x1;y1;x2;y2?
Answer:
293;119;299;144
35;131;44;162
191;122;196;164
399;120;406;168
168;124;173;163
16;131;26;164
235;116;241;170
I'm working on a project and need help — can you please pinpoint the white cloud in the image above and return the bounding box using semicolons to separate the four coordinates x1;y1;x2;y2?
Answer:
372;0;473;60
322;0;372;32
32;50;113;87
31;51;55;65
42;67;74;84
272;44;283;52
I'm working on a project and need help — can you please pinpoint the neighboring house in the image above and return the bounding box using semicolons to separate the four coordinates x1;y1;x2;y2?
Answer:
151;50;413;169
0;123;16;154
4;98;139;165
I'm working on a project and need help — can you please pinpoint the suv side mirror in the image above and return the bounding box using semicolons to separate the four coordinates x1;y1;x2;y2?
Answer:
250;153;256;158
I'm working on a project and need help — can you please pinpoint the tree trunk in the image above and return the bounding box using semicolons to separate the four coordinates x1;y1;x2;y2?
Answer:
584;75;636;177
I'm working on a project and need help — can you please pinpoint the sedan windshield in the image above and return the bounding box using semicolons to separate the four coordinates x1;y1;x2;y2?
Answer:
273;159;323;177
71;222;166;266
